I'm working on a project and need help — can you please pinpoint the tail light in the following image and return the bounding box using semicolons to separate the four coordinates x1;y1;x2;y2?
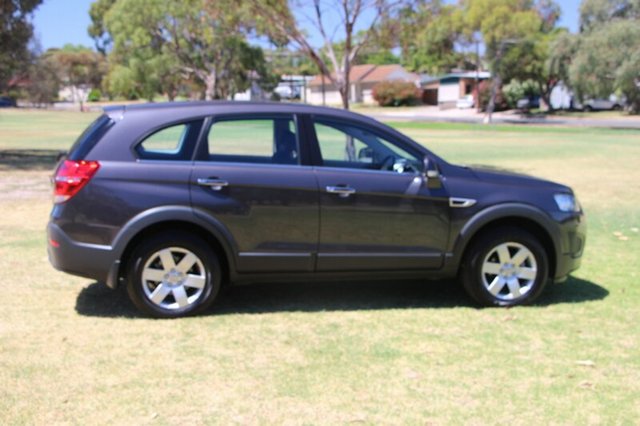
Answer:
53;160;100;203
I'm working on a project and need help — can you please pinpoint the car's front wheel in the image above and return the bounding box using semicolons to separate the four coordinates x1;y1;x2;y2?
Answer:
461;227;549;307
126;231;221;318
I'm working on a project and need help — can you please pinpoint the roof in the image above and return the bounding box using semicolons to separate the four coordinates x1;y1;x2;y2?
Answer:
103;100;382;125
308;64;418;86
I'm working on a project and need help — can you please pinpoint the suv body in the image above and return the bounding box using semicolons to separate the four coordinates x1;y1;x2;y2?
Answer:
48;102;585;317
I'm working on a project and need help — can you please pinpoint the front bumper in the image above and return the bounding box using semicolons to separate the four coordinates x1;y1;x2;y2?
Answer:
552;211;587;282
47;222;119;287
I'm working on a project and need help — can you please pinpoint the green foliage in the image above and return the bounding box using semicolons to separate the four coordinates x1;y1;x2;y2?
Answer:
398;1;465;75
503;79;540;108
372;81;420;107
569;19;640;112
103;0;274;100
579;0;640;31
0;0;43;93
87;88;101;102
87;0;116;54
25;56;59;106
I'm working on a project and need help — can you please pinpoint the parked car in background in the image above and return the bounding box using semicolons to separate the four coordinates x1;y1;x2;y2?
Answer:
581;97;624;111
456;94;475;109
273;85;300;99
48;102;586;318
516;96;540;111
0;96;16;107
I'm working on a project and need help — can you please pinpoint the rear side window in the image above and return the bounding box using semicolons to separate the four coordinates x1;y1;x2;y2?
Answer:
207;117;299;165
140;124;189;154
67;114;114;160
136;120;203;160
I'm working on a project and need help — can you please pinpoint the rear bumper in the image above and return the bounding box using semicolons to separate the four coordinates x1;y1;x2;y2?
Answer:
47;222;119;287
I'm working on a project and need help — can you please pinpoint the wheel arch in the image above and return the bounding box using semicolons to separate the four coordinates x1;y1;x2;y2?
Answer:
451;204;560;278
111;206;237;287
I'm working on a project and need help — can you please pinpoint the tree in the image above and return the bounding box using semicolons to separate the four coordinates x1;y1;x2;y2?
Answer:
88;0;116;55
570;19;640;112
461;0;546;122
44;45;107;111
0;0;43;94
104;0;273;100
396;0;465;75
249;0;402;109
579;0;640;31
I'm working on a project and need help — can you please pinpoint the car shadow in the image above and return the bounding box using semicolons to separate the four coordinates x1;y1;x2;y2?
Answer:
0;149;64;170
74;276;609;319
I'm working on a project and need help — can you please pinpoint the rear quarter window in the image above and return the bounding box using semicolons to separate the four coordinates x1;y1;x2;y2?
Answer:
135;120;203;161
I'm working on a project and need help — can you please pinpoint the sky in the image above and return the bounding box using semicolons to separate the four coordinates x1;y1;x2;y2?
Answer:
31;0;583;51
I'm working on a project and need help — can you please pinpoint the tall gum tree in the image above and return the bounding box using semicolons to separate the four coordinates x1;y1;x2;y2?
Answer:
249;0;402;110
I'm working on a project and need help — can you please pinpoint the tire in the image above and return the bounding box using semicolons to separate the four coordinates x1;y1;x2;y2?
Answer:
584;105;593;112
461;227;549;307
126;231;222;318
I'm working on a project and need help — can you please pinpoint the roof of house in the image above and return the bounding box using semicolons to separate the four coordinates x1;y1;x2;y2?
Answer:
309;64;418;86
420;71;491;85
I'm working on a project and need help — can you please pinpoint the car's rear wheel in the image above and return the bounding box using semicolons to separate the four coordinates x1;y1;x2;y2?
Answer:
461;227;549;307
126;232;221;318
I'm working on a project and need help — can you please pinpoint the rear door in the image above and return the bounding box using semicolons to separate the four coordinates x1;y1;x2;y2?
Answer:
190;114;319;273
309;116;450;272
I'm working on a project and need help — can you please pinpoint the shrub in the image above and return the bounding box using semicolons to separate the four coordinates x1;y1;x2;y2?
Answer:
87;88;102;102
478;79;508;112
503;79;540;109
372;80;420;107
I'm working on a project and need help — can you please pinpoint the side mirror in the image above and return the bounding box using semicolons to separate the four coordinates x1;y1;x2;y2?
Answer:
422;156;442;189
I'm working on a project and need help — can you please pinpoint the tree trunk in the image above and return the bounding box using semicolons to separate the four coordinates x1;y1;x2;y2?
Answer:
340;84;350;110
204;72;217;101
484;74;501;124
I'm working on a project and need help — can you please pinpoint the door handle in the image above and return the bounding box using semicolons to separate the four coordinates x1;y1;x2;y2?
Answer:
326;185;356;198
197;178;229;191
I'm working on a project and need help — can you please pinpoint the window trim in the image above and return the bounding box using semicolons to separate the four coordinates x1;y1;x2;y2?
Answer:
193;113;306;166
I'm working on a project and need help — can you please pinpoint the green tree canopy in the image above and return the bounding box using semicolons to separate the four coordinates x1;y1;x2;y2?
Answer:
0;0;43;93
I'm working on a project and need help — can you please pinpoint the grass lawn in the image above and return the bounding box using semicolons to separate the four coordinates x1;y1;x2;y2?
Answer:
1;108;639;424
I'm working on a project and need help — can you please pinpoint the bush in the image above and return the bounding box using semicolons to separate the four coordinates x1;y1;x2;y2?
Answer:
503;80;540;109
478;79;508;112
87;88;102;102
372;80;420;107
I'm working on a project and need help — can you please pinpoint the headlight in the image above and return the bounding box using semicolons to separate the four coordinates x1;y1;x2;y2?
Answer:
554;193;580;212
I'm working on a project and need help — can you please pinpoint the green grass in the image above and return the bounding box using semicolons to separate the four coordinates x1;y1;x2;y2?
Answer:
0;109;639;424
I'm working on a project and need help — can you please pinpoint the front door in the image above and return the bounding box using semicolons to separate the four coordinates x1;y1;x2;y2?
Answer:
310;117;450;272
190;114;318;273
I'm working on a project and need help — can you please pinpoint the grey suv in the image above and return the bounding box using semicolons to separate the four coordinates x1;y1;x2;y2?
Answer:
48;102;586;318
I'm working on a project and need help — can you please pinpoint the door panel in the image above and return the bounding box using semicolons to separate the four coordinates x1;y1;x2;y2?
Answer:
191;163;318;272
310;116;450;272
315;167;450;271
190;115;319;273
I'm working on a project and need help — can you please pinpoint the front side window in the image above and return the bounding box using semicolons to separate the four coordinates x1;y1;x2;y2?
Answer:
314;119;421;173
207;117;299;165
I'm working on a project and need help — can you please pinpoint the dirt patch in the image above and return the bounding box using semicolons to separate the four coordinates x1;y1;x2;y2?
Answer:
0;170;52;200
